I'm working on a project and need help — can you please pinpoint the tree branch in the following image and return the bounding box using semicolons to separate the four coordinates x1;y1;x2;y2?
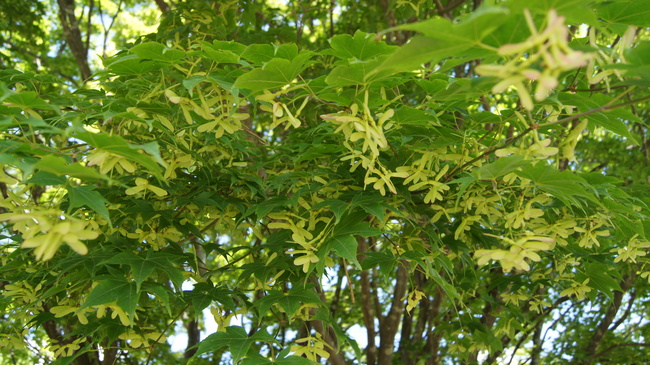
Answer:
445;94;650;182
56;0;92;81
581;272;635;365
154;0;171;12
358;236;378;365
377;262;408;365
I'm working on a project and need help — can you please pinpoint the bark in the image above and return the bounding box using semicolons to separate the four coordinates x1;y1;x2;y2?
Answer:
359;237;378;365
399;271;429;365
468;281;502;363
101;340;118;365
184;242;206;358
42;304;101;365
309;319;346;365
435;0;470;19
398;307;414;365
580;273;635;365
154;0;170;12
377;263;408;365
184;318;200;359
530;317;544;365
309;278;347;365
57;0;92;81
425;285;445;365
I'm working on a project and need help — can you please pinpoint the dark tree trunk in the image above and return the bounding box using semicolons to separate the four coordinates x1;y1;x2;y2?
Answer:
580;273;635;365
154;0;170;12
377;263;408;365
184;318;200;359
56;0;92;81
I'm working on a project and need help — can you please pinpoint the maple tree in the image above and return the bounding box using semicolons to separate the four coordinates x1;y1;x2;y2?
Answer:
1;1;650;364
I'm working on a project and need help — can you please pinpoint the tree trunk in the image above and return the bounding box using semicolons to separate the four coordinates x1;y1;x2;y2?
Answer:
57;0;92;81
377;263;408;365
580;273;635;365
530;317;544;365
425;285;445;365
184;318;200;358
154;0;170;12
359;237;378;365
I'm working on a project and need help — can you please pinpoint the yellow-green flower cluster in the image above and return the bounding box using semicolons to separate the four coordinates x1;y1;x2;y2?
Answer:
476;9;592;110
0;211;98;261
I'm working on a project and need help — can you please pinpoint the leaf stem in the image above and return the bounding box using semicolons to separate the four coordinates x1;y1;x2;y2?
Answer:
145;302;191;365
445;94;650;181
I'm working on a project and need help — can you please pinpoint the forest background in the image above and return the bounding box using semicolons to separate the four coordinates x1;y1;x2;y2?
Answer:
1;0;650;364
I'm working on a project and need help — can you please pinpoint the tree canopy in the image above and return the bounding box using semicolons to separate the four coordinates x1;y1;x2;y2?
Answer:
1;1;650;364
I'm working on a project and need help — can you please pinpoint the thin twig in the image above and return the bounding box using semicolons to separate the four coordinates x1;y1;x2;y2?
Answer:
444;94;650;181
145;302;191;365
342;258;356;303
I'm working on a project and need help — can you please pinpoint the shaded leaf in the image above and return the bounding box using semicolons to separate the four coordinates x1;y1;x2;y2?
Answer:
195;326;274;361
35;155;109;181
327;234;360;268
80;278;138;322
472;155;530;180
130;42;185;62
25;171;66;186
322;30;397;61
67;185;112;225
4;91;55;110
515;163;596;206
234;52;313;92
72;130;166;179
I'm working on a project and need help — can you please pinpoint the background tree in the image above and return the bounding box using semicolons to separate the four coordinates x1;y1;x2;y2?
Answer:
1;1;650;365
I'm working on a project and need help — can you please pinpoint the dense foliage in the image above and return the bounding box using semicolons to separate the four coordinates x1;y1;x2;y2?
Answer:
1;1;650;364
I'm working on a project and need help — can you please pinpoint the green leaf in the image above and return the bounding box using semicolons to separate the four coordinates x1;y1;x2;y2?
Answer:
101;250;184;291
34;155;109;181
198;41;242;64
371;6;509;76
106;55;161;75
472;155;530;180
428;267;460;302
515;163;596;207
130;42;186;62
141;282;172;315
332;211;381;237
25;171;67;185
323;30;397;61
273;44;299;60
234;52;313;92
182;75;206;96
507;0;597;24
4;91;55;110
557;93;640;144
360;251;397;277
242;355;319;365
293;144;346;162
72;130;166;179
350;194;390;221
310;198;349;222
185;282;237;312
327;235;360;268
621;41;650;83
240;44;275;64
597;0;650;26
371;36;472;76
67;185;112;225
325;58;394;86
195;326;274;361
582;264;623;300
0;115;59;131
256;287;322;319
80;278;138;322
